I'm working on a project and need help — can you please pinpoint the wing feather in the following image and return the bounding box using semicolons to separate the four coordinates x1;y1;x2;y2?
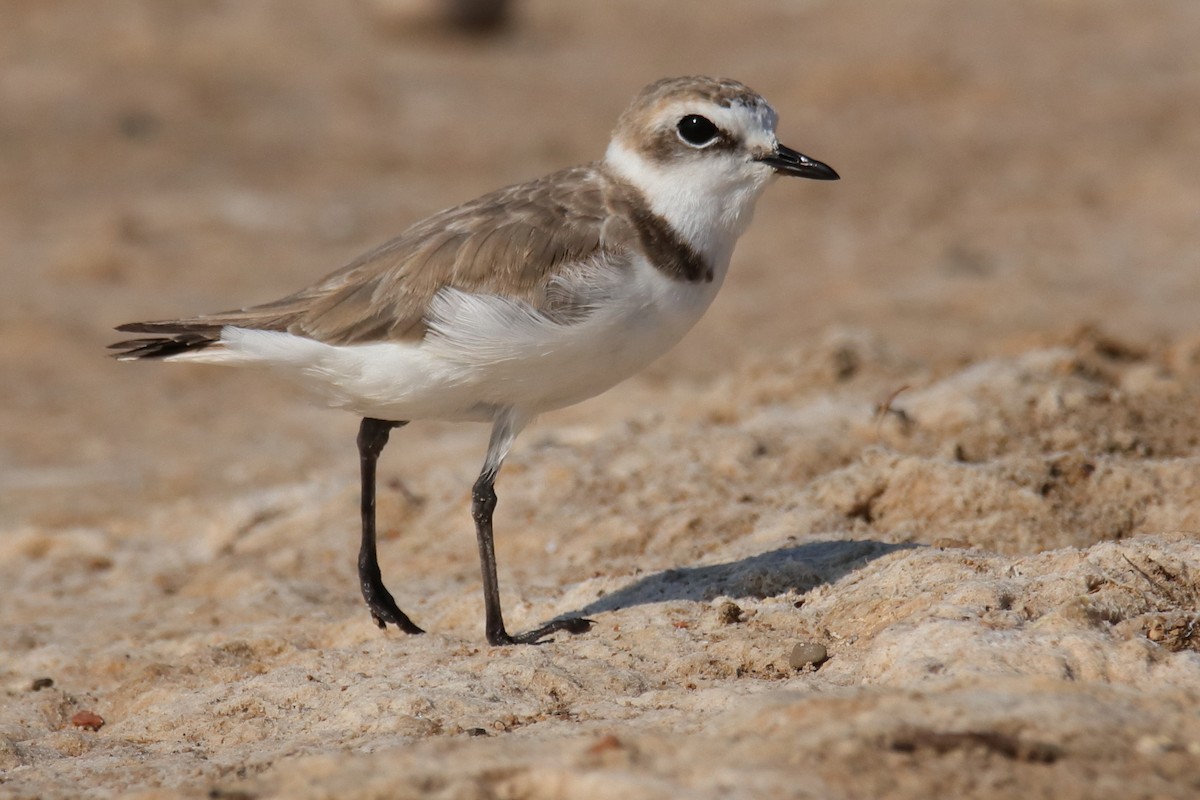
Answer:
114;164;627;353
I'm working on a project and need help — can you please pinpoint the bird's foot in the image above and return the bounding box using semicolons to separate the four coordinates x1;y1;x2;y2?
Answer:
488;616;594;646
362;582;424;634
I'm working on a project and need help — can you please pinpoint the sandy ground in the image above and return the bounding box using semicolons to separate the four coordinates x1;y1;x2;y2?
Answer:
2;1;1200;798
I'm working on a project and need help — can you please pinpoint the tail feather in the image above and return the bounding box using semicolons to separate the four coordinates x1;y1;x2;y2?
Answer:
110;299;309;361
109;323;223;361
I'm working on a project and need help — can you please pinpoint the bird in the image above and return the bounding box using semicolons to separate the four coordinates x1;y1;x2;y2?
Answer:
110;76;839;645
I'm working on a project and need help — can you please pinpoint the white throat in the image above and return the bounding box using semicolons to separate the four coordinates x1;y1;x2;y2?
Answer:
604;139;774;277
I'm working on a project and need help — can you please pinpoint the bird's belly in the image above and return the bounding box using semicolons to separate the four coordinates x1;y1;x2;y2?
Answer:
426;267;719;415
503;288;710;411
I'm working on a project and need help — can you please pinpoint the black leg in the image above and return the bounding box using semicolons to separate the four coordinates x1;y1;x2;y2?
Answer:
472;469;593;646
357;417;423;634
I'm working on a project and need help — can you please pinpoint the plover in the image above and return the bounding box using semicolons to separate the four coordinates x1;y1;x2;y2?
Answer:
111;76;838;645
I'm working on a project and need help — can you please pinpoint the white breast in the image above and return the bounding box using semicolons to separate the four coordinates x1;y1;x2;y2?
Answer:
418;254;724;415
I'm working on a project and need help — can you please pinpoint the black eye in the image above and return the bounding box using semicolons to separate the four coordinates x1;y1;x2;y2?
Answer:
677;114;719;147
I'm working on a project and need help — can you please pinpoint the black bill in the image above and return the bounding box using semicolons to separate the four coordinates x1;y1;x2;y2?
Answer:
757;144;840;180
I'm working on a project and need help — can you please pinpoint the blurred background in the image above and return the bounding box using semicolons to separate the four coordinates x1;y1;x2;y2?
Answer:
2;0;1198;526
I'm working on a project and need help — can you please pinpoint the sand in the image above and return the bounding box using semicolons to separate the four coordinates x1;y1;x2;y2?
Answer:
2;2;1199;798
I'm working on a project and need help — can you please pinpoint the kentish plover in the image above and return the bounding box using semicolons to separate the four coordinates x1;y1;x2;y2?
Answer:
111;76;839;645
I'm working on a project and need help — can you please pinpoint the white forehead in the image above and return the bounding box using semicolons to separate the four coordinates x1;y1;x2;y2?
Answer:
657;97;779;146
612;77;781;153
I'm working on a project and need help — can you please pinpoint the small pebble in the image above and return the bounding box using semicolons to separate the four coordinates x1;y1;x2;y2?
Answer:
71;710;105;732
30;677;54;691
789;642;829;669
717;601;743;625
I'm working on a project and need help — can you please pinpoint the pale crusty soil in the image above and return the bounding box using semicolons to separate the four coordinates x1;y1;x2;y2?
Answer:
2;2;1199;798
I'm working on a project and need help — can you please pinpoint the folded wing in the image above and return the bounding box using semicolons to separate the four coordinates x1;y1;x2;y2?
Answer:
111;165;625;360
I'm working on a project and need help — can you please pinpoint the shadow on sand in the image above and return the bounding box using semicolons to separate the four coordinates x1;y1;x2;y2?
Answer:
566;539;916;618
